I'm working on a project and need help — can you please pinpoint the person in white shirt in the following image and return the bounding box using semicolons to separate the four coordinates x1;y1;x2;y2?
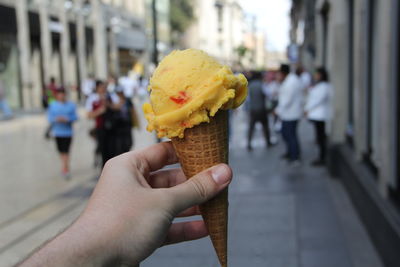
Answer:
304;67;332;166
275;64;304;163
119;73;138;99
296;65;312;91
81;74;95;98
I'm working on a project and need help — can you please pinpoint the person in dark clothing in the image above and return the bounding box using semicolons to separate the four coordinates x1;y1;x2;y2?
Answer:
247;71;272;151
113;87;134;154
87;80;119;166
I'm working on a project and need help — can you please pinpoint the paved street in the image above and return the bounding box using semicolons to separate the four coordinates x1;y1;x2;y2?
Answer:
0;106;383;267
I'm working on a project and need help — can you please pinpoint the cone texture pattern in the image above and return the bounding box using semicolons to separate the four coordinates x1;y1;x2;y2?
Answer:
172;110;229;267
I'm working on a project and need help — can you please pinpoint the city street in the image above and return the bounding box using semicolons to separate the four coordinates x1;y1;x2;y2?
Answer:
0;106;383;267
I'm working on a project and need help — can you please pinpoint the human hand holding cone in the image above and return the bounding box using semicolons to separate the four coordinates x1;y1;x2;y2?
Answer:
143;49;247;266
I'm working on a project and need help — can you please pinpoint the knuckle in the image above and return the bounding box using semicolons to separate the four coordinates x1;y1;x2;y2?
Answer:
189;178;209;201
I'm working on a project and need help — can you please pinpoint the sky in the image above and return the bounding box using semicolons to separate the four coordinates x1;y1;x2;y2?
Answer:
239;0;291;52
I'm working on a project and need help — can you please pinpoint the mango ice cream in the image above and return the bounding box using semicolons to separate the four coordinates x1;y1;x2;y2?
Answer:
143;48;247;138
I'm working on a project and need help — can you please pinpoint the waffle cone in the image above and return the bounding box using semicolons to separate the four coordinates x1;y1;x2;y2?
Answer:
171;110;229;267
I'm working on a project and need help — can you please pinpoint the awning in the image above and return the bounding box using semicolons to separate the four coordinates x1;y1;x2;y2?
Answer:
116;28;146;51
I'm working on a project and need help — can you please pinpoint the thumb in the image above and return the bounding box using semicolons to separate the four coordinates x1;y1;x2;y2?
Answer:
166;164;232;215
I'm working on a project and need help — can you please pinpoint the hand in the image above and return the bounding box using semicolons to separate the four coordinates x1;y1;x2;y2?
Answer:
97;105;106;114
18;142;232;266
56;116;67;123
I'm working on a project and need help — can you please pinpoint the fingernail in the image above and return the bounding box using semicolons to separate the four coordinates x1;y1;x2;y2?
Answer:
211;164;230;185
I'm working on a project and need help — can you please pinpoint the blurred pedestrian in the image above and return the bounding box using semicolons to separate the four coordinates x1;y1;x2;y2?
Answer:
44;77;58;139
106;75;117;94
0;79;13;120
263;71;280;131
305;67;332;166
137;75;149;99
296;65;312;91
86;80;119;166
45;77;58;107
47;87;78;179
113;87;134;154
247;71;272;151
81;74;96;99
275;64;303;164
119;72;137;99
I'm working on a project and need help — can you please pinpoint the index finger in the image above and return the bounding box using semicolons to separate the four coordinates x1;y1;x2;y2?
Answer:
132;142;179;175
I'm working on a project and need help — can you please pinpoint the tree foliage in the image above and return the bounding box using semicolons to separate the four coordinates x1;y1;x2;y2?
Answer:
169;0;195;34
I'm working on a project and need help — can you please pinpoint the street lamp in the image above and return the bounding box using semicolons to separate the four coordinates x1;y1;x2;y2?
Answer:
151;0;158;65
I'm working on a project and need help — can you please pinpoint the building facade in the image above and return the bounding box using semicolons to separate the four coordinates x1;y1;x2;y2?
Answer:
181;0;266;70
290;0;400;266
0;0;147;110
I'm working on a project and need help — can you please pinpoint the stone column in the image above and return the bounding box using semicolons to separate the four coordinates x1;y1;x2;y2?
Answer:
92;0;108;79
59;0;71;87
376;0;394;198
109;29;119;76
15;0;32;109
76;0;87;94
353;0;368;160
39;0;52;85
328;0;348;144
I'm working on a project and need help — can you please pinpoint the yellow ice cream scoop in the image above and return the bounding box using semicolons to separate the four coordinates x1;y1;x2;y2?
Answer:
143;48;248;138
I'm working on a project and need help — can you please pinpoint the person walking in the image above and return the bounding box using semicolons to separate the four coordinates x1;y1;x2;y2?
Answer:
47;88;78;179
86;80;119;166
44;77;59;139
113;87;134;154
0;79;13;119
81;74;96;99
305;67;332;166
119;72;137;99
275;64;303;164
45;77;58;106
247;71;272;151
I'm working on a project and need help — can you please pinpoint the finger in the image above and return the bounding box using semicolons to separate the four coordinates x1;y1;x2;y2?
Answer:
166;164;232;214
176;206;201;217
148;168;187;188
164;220;208;245
129;142;178;175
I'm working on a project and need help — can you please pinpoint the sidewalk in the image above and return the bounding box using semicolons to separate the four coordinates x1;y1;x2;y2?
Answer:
0;107;383;267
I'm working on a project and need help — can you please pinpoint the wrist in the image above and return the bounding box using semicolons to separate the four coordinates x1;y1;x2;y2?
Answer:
70;211;142;266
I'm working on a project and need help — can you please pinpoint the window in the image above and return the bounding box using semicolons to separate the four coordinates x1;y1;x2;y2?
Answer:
215;1;224;33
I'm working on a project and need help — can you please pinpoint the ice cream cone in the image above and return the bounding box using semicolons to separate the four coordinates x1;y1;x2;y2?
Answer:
171;110;229;267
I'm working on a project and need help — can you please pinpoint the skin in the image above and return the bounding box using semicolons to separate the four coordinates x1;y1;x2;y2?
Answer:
313;72;321;83
18;142;232;266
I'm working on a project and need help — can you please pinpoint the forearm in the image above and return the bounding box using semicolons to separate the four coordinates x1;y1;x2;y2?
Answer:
88;109;102;119
18;219;109;267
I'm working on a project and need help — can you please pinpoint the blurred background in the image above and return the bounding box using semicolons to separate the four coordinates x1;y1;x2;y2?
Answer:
0;0;399;266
